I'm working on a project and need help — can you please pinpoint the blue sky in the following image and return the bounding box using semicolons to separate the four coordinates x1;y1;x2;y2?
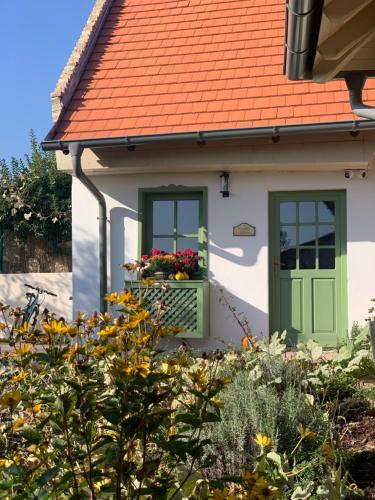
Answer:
0;1;95;163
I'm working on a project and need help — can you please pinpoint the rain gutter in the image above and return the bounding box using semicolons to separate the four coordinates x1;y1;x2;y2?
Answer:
41;120;375;152
284;0;324;80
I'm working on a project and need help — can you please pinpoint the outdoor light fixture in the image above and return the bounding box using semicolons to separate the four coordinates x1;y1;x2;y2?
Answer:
220;172;230;197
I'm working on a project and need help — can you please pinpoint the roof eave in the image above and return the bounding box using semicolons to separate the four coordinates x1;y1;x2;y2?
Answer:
41;120;375;152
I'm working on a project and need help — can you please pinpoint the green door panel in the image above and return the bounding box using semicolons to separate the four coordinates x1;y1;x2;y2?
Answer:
312;278;336;334
269;191;347;347
280;278;303;334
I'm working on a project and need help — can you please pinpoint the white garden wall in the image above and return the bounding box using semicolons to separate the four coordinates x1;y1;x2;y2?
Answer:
0;273;72;320
72;170;375;349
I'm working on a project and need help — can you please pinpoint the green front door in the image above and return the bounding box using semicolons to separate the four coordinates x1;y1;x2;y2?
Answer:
269;191;347;347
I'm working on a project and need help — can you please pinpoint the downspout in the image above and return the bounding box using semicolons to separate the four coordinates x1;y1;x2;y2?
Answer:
345;73;375;121
69;142;108;313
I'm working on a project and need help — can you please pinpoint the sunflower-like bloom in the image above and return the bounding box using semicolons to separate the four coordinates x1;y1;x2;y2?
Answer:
11;369;27;383
12;418;25;432
97;326;119;339
0;390;22;406
42;320;68;336
255;433;272;450
13;344;32;357
297;424;317;440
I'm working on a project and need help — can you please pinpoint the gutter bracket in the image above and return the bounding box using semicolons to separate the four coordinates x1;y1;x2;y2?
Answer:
69;142;108;313
345;73;375;121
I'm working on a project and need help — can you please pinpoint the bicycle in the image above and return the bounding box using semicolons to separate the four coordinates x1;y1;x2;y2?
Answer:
9;283;57;345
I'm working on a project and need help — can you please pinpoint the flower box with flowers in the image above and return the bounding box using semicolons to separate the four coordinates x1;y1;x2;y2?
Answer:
124;249;208;338
141;248;202;280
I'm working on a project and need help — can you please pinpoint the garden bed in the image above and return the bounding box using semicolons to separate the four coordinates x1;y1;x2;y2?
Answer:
341;410;375;498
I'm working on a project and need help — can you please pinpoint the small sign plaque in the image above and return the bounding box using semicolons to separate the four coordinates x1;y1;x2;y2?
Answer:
233;223;256;237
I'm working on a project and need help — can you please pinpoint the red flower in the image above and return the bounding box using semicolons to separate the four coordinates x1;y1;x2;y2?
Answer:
174;262;183;271
182;258;190;264
141;254;149;261
151;248;161;256
183;249;194;256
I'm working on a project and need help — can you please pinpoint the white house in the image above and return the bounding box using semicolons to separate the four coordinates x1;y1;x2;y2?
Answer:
42;0;375;349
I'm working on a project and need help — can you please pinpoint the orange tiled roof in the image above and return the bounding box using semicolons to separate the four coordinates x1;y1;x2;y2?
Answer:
52;0;375;141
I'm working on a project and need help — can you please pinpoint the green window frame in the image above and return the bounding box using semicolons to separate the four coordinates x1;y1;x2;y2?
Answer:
138;187;208;275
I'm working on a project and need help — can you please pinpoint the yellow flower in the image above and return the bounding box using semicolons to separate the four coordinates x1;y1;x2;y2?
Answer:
124;359;151;378
125;310;149;330
0;390;22;406
63;342;78;360
255;433;272;450
97;326;119;338
142;277;155;286
210;396;224;408
13;344;32;357
0;322;7;331
188;367;207;386
105;291;135;306
92;345;110;358
211;487;235;500
17;321;30;335
12;417;25;432
27;403;42;414
297;424;317;440
11;369;27;383
0;459;11;468
42;320;68;335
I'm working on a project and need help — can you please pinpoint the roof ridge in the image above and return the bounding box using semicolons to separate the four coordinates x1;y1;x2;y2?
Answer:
50;0;114;123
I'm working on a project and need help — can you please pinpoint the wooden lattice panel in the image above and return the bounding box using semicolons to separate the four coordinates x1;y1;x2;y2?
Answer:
126;281;209;338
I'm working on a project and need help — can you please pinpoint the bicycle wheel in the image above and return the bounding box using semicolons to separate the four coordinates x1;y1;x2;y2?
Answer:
28;306;40;332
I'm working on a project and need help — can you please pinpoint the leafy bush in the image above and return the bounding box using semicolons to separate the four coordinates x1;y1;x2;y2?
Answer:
0;280;371;498
0;287;227;498
0;131;71;243
201;348;331;481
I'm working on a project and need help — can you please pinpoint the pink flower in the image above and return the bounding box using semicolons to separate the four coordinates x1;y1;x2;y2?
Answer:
183;248;194;256
151;248;161;256
182;258;190;264
141;254;149;261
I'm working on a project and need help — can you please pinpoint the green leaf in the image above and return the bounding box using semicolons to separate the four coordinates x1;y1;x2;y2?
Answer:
21;427;43;445
37;466;60;487
55;392;77;417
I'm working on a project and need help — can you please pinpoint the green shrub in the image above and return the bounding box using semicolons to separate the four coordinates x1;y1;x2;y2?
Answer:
202;351;331;479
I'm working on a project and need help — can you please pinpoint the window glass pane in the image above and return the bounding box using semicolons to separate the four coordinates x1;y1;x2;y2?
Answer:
299;248;315;269
280;248;296;270
153;200;174;235
152;237;174;253
318;225;335;246
177;237;198;252
318;201;335;222
280;202;296;223
299;225;315;246
299;202;315;223
280;226;296;248
319;248;335;269
177;200;199;235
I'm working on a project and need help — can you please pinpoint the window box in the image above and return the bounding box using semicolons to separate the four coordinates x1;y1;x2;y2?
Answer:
125;280;209;339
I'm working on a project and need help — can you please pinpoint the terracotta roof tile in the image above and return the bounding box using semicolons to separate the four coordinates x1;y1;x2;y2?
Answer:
52;0;375;140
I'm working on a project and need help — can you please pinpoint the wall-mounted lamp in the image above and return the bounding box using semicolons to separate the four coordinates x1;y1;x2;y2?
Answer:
220;172;230;197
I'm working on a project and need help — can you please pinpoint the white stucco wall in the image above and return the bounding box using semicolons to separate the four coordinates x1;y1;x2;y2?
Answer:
72;170;375;348
0;273;72;320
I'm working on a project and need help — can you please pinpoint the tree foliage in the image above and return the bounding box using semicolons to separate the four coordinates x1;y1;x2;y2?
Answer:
0;131;71;242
